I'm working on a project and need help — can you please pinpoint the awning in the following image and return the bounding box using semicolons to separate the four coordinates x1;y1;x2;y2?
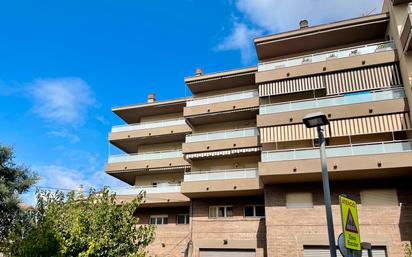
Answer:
260;113;410;143
325;63;401;95
184;147;261;159
258;63;400;97
259;74;325;97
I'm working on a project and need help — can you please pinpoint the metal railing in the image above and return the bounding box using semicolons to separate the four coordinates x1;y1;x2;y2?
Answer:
108;150;183;163
258;41;395;72
186;90;258;107
261;140;412;162
185;127;258;143
111;118;186;133
260;87;405;115
111;184;181;195
184;168;258;181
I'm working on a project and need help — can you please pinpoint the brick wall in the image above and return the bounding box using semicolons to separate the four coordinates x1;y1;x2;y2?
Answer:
136;206;191;257
191;196;266;257
264;179;412;257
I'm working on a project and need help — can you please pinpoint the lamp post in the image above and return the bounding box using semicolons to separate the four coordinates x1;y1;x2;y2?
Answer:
303;112;337;257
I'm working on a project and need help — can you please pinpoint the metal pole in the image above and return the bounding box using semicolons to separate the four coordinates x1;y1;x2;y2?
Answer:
317;126;337;257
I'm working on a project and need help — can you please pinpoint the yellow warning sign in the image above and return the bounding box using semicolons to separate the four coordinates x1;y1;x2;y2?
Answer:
339;195;361;250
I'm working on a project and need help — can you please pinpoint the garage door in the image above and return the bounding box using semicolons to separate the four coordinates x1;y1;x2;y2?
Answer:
304;246;387;257
200;249;256;257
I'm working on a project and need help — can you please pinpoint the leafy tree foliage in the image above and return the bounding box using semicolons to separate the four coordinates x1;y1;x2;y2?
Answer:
6;188;155;257
0;144;37;246
405;242;412;257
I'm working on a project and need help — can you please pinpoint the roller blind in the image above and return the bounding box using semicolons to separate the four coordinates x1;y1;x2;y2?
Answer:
286;192;313;208
360;189;398;206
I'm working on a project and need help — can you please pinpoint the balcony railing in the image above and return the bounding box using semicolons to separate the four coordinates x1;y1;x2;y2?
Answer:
108;150;183;163
186;127;258;143
258;41;395;72
261;140;412;162
186;90;258;107
260;87;405;115
111;118;186;133
184;168;258;181
112;184;181;195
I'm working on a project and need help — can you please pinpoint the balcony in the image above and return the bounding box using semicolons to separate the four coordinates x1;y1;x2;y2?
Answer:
258;41;395;72
112;118;186;132
112;184;190;207
401;4;412;52
105;150;190;185
109;118;191;153
184;168;258;181
257;87;408;127
181;168;262;197
108;150;183;163
259;140;412;183
183;128;260;154
254;13;389;61
113;184;181;194
184;90;259;125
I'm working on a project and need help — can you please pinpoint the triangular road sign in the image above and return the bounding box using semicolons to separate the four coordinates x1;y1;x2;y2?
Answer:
345;208;358;233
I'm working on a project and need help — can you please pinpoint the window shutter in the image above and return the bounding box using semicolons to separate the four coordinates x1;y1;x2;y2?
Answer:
286;192;313;208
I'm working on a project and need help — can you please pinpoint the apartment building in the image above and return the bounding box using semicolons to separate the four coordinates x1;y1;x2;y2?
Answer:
105;1;412;256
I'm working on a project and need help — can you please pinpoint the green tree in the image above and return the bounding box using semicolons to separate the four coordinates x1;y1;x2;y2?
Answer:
0;144;38;247
6;188;155;257
405;242;412;257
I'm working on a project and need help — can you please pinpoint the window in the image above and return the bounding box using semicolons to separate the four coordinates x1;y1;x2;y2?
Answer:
177;214;189;224
286;192;313;208
360;189;398;206
209;206;233;218
244;205;265;217
149;215;168;225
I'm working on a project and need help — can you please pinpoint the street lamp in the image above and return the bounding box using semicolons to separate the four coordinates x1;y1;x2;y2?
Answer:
303;112;337;257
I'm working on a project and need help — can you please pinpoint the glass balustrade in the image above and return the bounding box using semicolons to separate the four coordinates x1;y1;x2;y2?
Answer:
112;184;181;195
258;41;395;72
186;90;258;107
112;118;186;133
261;141;412;162
260;87;405;115
108;150;183;163
184;168;258;181
186;128;258;143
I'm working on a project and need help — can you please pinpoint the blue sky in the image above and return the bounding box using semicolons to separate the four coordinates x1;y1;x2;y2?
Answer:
0;0;382;204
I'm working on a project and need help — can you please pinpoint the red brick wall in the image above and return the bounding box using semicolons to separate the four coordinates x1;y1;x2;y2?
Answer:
264;179;412;257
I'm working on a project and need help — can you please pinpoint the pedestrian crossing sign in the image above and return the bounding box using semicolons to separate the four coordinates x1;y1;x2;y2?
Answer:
339;195;361;250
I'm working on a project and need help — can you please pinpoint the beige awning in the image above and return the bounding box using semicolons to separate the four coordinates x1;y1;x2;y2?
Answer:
259;74;325;97
184;147;261;159
258;63;400;97
325;64;401;95
260;113;410;143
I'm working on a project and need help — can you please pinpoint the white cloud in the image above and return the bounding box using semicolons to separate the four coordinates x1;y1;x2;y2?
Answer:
218;0;383;64
48;129;80;143
29;77;96;125
216;23;262;65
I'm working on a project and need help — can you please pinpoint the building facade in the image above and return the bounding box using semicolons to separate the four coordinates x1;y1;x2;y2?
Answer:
105;1;412;256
